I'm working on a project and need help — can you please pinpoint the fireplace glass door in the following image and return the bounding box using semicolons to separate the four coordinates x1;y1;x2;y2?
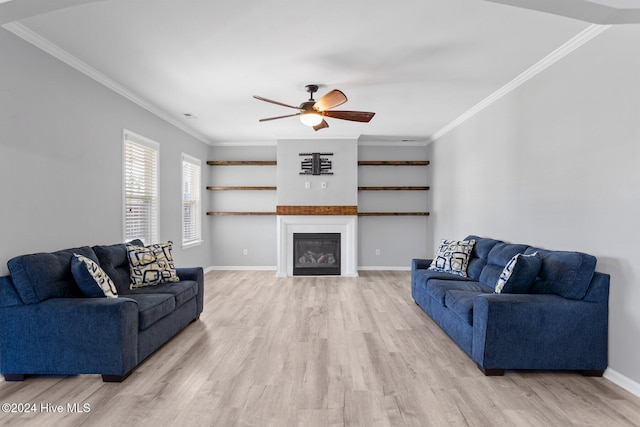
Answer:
293;233;341;276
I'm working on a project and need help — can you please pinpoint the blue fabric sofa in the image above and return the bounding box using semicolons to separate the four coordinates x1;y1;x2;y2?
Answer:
411;235;609;376
0;241;204;382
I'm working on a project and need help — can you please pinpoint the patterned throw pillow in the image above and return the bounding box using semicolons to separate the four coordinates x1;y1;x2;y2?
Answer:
126;241;180;289
495;252;541;294
71;253;118;298
428;239;476;277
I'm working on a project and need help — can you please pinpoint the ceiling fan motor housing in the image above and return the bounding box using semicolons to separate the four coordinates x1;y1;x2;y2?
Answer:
299;100;317;112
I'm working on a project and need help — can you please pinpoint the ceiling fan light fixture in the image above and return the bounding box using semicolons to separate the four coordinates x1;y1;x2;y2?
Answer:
300;112;323;127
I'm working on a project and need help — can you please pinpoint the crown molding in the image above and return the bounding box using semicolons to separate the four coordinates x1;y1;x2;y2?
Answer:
429;23;610;143
357;139;429;147
4;21;610;148
209;139;430;147
209;140;277;147
3;22;211;145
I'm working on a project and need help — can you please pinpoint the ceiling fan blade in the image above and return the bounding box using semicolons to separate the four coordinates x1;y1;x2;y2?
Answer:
313;120;329;131
313;89;347;112
259;113;300;122
253;95;300;110
323;110;375;122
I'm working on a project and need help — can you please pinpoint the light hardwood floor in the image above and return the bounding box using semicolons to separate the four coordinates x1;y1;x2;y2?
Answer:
2;270;640;426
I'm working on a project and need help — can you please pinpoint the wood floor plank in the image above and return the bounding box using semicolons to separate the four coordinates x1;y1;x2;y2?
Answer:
2;270;640;426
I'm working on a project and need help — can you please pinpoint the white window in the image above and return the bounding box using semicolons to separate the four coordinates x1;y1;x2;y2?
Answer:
123;130;159;245
182;153;202;247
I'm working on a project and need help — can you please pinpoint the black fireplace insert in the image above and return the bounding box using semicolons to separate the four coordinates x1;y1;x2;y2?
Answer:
293;233;341;276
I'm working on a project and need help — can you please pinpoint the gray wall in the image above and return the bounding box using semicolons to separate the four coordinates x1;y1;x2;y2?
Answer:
277;139;358;206
358;143;430;268
0;28;212;275
209;145;277;267
428;24;640;386
208;142;430;268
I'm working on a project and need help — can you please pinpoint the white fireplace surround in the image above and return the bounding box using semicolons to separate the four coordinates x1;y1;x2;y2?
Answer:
276;215;358;277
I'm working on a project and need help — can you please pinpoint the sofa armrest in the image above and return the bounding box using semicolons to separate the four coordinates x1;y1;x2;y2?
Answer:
177;267;204;315
0;297;139;377
176;267;202;282
412;259;432;271
472;293;608;371
411;259;434;298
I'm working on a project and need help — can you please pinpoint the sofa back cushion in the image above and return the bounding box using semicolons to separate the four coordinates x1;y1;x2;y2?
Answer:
93;240;143;294
524;247;596;300
7;246;98;304
464;235;501;281
479;242;530;288
494;252;542;294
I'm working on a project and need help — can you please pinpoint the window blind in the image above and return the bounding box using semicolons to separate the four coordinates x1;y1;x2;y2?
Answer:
124;131;159;245
182;154;202;246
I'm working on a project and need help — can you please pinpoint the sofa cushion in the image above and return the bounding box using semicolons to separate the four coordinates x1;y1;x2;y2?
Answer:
464;236;502;281
413;269;476;289
122;280;198;309
428;239;475;277
126;242;180;289
525;247;596;300
7;246;97;304
124;293;176;330
426;279;493;306
93;239;144;293
495;252;541;294
479;242;530;288
445;290;484;325
71;254;118;298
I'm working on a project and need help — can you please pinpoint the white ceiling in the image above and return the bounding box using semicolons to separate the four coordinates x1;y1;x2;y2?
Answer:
1;0;616;144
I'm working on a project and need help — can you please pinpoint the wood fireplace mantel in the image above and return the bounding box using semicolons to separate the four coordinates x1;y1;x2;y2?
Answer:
276;206;358;216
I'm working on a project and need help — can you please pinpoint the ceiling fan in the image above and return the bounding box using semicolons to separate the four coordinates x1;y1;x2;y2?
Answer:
253;84;375;131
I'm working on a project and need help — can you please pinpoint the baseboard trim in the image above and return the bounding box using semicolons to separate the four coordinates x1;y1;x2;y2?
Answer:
604;368;640;398
207;266;277;271
206;266;411;272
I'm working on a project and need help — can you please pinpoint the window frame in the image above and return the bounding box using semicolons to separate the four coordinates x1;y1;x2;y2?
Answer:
122;130;160;245
181;153;203;249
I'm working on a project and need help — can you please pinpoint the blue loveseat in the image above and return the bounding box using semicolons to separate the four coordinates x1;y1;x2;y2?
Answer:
0;241;204;382
412;235;609;376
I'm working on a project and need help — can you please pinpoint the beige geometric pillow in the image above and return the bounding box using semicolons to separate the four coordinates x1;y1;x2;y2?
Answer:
126;241;179;289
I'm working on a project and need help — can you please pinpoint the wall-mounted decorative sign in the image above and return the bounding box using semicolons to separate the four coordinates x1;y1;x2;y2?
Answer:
299;153;333;175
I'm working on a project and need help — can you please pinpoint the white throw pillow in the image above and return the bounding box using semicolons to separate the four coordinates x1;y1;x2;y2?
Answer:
428;239;476;277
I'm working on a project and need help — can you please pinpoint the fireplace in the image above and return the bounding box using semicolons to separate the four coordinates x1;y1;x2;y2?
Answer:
293;233;341;276
276;214;358;277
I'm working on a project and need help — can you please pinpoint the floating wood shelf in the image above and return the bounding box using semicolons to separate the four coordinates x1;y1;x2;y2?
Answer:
207;211;429;216
358;161;430;166
207;160;277;166
358;186;429;191
358;212;430;216
207;186;276;191
207;212;276;216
